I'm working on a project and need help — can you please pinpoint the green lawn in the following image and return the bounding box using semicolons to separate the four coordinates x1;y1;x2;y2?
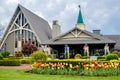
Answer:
0;69;120;80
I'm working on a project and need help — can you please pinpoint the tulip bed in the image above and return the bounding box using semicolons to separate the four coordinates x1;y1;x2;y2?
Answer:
27;60;120;76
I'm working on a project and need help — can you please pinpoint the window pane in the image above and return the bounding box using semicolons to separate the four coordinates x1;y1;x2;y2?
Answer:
15;41;17;48
22;13;24;26
28;31;30;40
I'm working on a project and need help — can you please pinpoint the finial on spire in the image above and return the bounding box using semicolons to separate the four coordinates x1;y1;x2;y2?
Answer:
76;5;85;30
78;5;81;9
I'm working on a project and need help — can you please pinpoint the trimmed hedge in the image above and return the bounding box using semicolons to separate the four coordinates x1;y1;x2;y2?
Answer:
81;56;90;59
97;56;105;60
106;54;119;60
8;56;23;59
98;59;106;61
21;59;32;64
0;60;21;66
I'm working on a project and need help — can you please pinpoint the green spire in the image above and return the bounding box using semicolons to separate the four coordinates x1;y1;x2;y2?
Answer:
77;5;84;24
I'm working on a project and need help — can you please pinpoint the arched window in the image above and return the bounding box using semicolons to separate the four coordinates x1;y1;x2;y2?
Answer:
8;12;39;49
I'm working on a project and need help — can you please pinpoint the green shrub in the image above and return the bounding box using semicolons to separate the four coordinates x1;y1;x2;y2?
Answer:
0;60;21;66
74;54;81;59
106;54;119;60
0;54;3;60
15;51;23;57
1;51;10;58
31;51;48;62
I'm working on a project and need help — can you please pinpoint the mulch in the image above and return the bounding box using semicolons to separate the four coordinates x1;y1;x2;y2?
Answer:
0;64;32;69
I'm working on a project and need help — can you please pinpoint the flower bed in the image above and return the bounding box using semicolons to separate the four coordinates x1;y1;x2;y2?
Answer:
82;60;120;70
27;60;120;76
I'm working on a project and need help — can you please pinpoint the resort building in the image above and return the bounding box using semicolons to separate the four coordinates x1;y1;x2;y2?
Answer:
0;4;120;58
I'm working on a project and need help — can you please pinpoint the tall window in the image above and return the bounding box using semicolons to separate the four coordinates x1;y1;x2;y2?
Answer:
9;11;39;48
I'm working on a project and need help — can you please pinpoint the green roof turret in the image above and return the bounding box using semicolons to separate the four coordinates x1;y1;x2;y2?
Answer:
77;5;84;24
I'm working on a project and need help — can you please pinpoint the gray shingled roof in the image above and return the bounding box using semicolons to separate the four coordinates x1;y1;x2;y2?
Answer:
44;27;116;45
18;4;52;43
104;35;120;49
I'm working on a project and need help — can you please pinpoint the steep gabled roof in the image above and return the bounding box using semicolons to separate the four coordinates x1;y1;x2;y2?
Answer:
43;27;115;44
0;4;52;46
18;4;52;42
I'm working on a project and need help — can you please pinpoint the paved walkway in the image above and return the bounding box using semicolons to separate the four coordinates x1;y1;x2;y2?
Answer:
0;64;31;69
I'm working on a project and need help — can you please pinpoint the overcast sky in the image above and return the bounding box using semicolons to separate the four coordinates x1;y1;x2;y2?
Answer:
0;0;120;35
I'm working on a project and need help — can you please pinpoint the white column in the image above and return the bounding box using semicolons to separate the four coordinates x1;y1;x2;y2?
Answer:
83;44;89;56
104;44;110;55
41;45;47;52
46;46;51;55
18;41;22;51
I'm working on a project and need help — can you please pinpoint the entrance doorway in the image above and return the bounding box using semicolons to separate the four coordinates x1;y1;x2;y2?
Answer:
69;44;84;58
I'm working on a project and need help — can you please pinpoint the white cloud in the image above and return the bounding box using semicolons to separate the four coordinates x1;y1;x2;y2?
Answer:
6;0;20;4
0;7;5;13
34;11;45;19
0;0;120;34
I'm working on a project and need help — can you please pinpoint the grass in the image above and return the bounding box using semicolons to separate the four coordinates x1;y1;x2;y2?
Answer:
0;69;120;80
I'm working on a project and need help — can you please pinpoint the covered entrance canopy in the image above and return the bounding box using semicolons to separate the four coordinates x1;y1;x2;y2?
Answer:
43;27;115;58
49;43;114;59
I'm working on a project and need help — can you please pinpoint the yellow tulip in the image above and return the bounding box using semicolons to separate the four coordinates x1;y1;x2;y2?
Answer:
69;64;73;68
